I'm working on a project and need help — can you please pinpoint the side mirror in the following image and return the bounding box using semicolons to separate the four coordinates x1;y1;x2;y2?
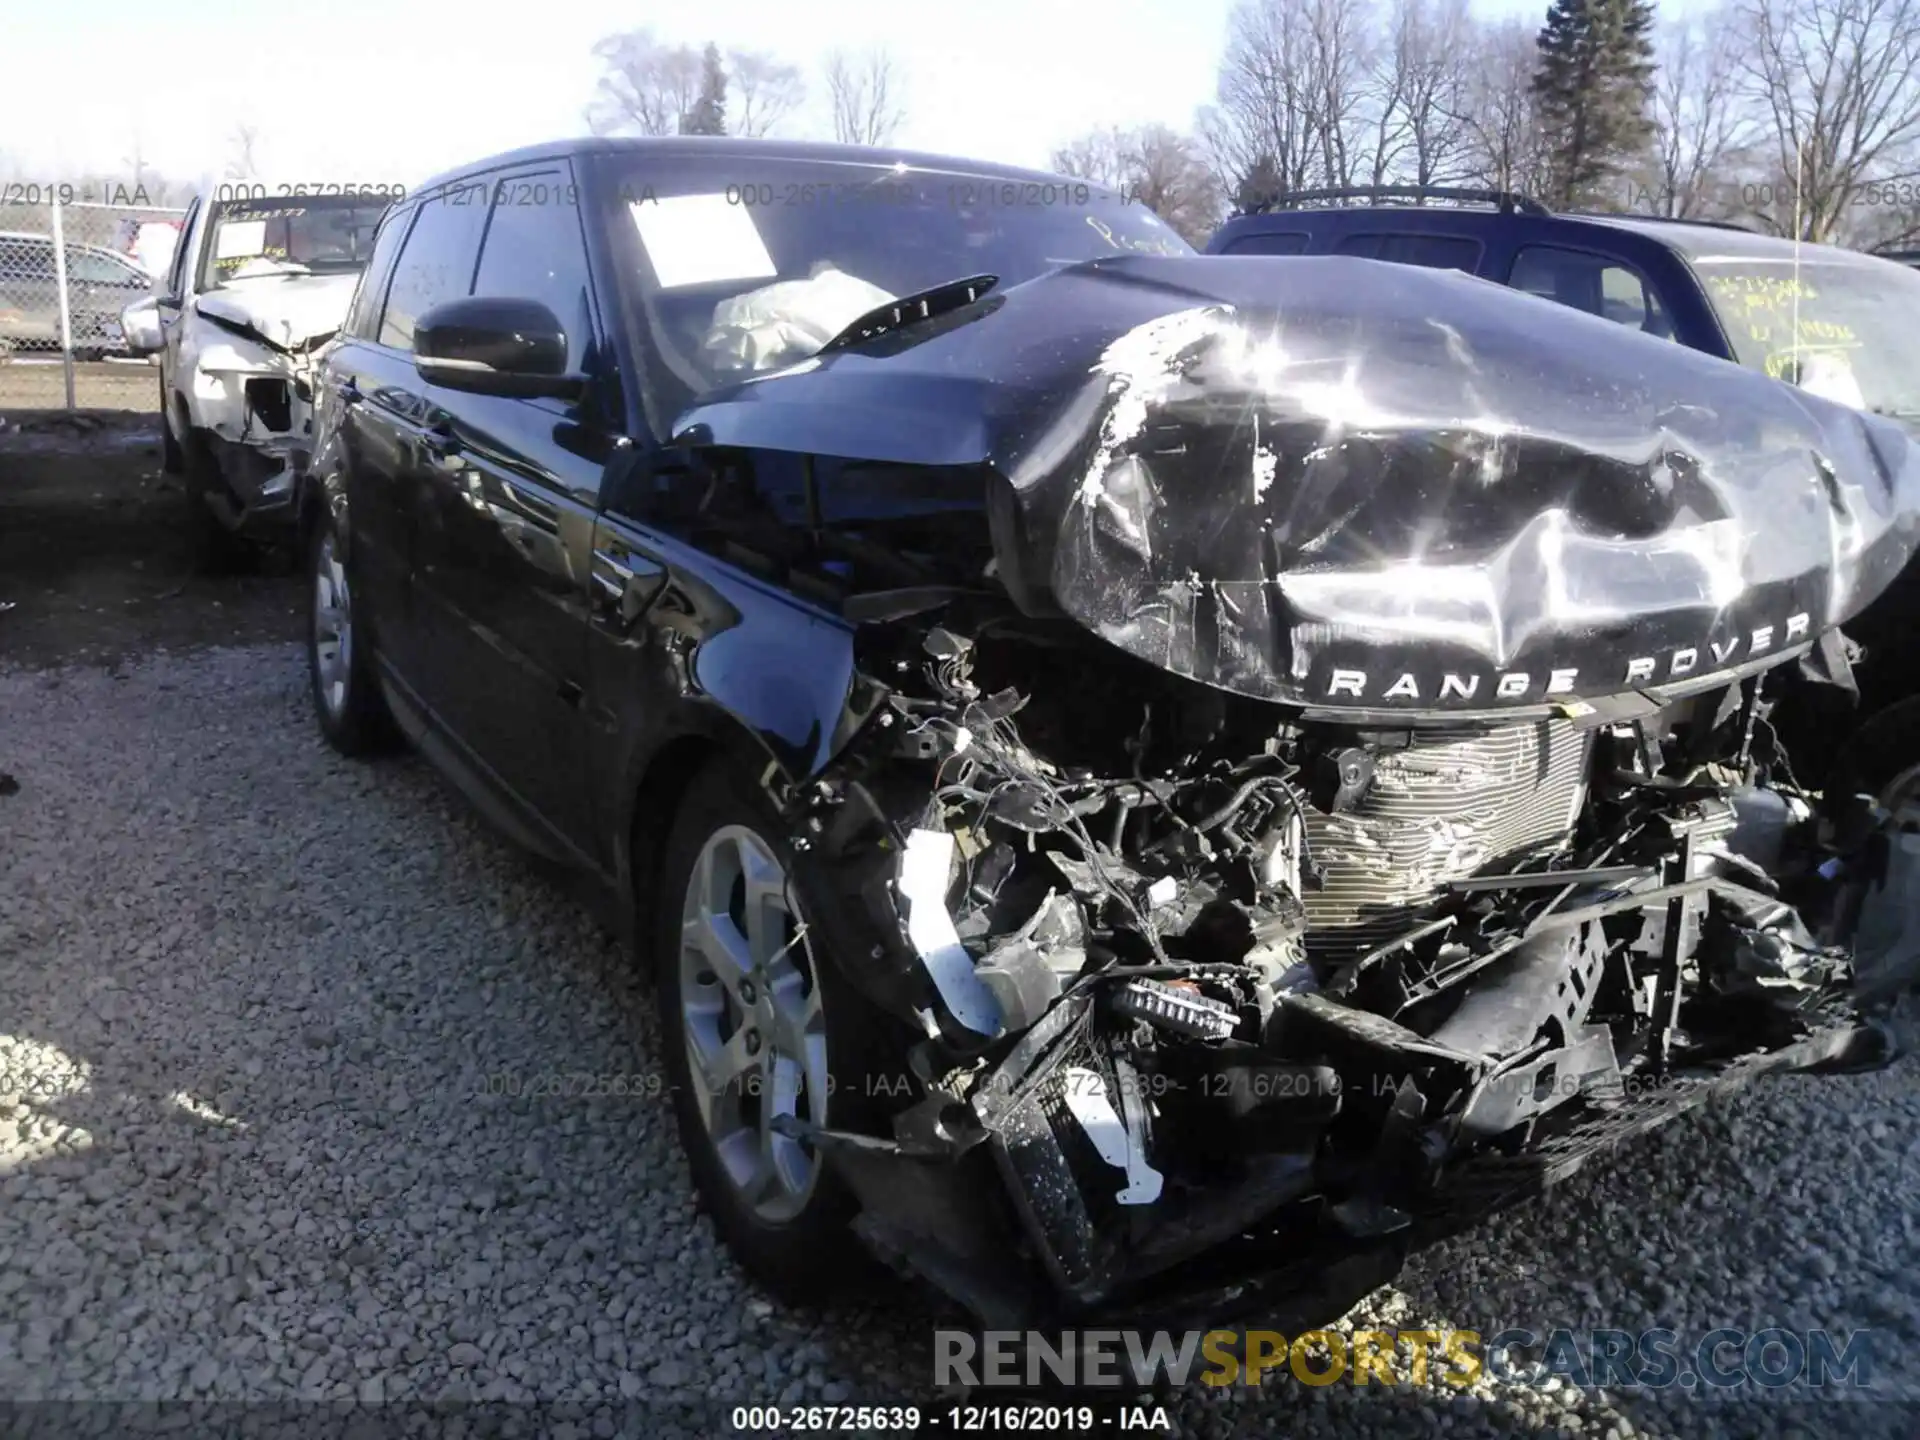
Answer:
120;295;164;356
413;297;582;400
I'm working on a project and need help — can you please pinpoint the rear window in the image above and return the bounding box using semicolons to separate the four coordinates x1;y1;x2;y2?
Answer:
1334;233;1482;271
1690;256;1920;422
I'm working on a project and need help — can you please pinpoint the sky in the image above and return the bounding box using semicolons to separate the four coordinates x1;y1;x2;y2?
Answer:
2;0;1706;191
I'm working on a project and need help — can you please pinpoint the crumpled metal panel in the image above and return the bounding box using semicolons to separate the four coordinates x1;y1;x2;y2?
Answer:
672;254;1920;714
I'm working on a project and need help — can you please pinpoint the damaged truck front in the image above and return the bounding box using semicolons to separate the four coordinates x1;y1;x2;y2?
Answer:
669;253;1920;1332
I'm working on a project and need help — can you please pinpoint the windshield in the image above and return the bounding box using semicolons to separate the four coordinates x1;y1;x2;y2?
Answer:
1686;251;1920;422
198;195;389;291
598;153;1192;431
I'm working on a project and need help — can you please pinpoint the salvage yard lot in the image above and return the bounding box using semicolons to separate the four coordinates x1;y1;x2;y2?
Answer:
3;417;1919;1437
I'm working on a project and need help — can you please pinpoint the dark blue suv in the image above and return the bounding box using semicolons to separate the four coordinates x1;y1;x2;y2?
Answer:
1210;185;1920;800
1209;187;1920;399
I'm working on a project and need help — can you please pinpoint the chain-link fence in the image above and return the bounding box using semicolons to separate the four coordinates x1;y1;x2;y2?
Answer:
0;197;186;413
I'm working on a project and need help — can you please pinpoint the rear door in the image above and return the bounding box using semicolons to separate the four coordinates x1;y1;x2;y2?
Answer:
406;164;614;858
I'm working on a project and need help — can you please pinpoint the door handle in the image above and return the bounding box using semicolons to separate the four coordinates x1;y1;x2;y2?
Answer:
592;545;662;631
422;424;462;471
593;547;636;604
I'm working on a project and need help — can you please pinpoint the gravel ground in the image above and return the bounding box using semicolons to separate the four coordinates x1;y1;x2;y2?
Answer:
3;641;1919;1439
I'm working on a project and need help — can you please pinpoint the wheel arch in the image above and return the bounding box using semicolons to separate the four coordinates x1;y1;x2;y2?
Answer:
623;730;732;971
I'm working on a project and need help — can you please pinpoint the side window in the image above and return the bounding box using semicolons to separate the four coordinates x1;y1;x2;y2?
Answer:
376;185;490;352
166;201;199;298
1225;231;1310;256
1509;246;1675;339
1335;233;1482;271
471;169;595;370
66;250;133;284
345;207;411;342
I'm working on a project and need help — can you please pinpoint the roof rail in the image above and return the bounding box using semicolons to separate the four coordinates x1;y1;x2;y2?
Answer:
1570;210;1756;234
1242;185;1550;217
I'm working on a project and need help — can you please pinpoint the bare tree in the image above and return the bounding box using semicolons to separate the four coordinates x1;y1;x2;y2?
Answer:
728;50;805;137
824;48;904;147
1055;126;1225;243
586;30;705;137
1458;18;1556;198
1205;0;1492;203
1307;0;1375;188
1732;0;1920;241
1634;11;1760;217
1051;127;1134;190
1202;0;1329;198
224;123;262;182
1127;126;1229;243
1366;0;1476;187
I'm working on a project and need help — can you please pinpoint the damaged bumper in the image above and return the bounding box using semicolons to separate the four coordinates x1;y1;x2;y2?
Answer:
775;620;1910;1330
182;283;352;536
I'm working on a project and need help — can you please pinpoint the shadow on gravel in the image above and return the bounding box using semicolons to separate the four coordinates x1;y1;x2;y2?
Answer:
0;410;301;669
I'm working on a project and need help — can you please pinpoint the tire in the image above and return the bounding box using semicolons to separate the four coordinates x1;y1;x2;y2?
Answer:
182;430;245;574
654;763;897;1301
306;510;398;757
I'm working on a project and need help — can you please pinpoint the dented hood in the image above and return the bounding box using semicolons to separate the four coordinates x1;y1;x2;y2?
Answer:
194;272;359;354
672;254;1920;715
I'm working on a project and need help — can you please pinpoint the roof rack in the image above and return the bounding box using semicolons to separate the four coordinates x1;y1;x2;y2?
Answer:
1242;185;1550;217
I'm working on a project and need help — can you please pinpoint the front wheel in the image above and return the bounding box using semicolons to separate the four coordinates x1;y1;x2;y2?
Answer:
654;764;896;1301
182;431;244;574
307;512;398;756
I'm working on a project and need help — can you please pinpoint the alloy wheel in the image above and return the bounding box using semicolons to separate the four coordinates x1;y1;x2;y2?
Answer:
677;824;828;1222
313;531;353;721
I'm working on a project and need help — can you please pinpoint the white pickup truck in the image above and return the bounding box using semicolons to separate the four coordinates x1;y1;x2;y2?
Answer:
120;184;400;567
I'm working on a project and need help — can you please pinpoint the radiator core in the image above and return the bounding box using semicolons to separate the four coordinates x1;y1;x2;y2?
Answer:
1300;721;1593;963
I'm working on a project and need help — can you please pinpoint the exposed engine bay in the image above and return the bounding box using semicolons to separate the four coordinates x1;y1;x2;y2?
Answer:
658;252;1920;1328
783;610;1906;1327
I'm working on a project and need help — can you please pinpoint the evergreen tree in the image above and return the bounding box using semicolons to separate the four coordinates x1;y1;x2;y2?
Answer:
683;43;728;135
1532;0;1657;209
1234;153;1285;214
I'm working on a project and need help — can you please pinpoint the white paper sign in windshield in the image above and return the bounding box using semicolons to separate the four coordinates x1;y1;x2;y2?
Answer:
215;220;268;260
631;194;777;291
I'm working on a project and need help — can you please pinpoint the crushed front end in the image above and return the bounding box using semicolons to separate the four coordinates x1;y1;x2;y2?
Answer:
181;275;356;535
782;612;1906;1328
681;255;1920;1329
